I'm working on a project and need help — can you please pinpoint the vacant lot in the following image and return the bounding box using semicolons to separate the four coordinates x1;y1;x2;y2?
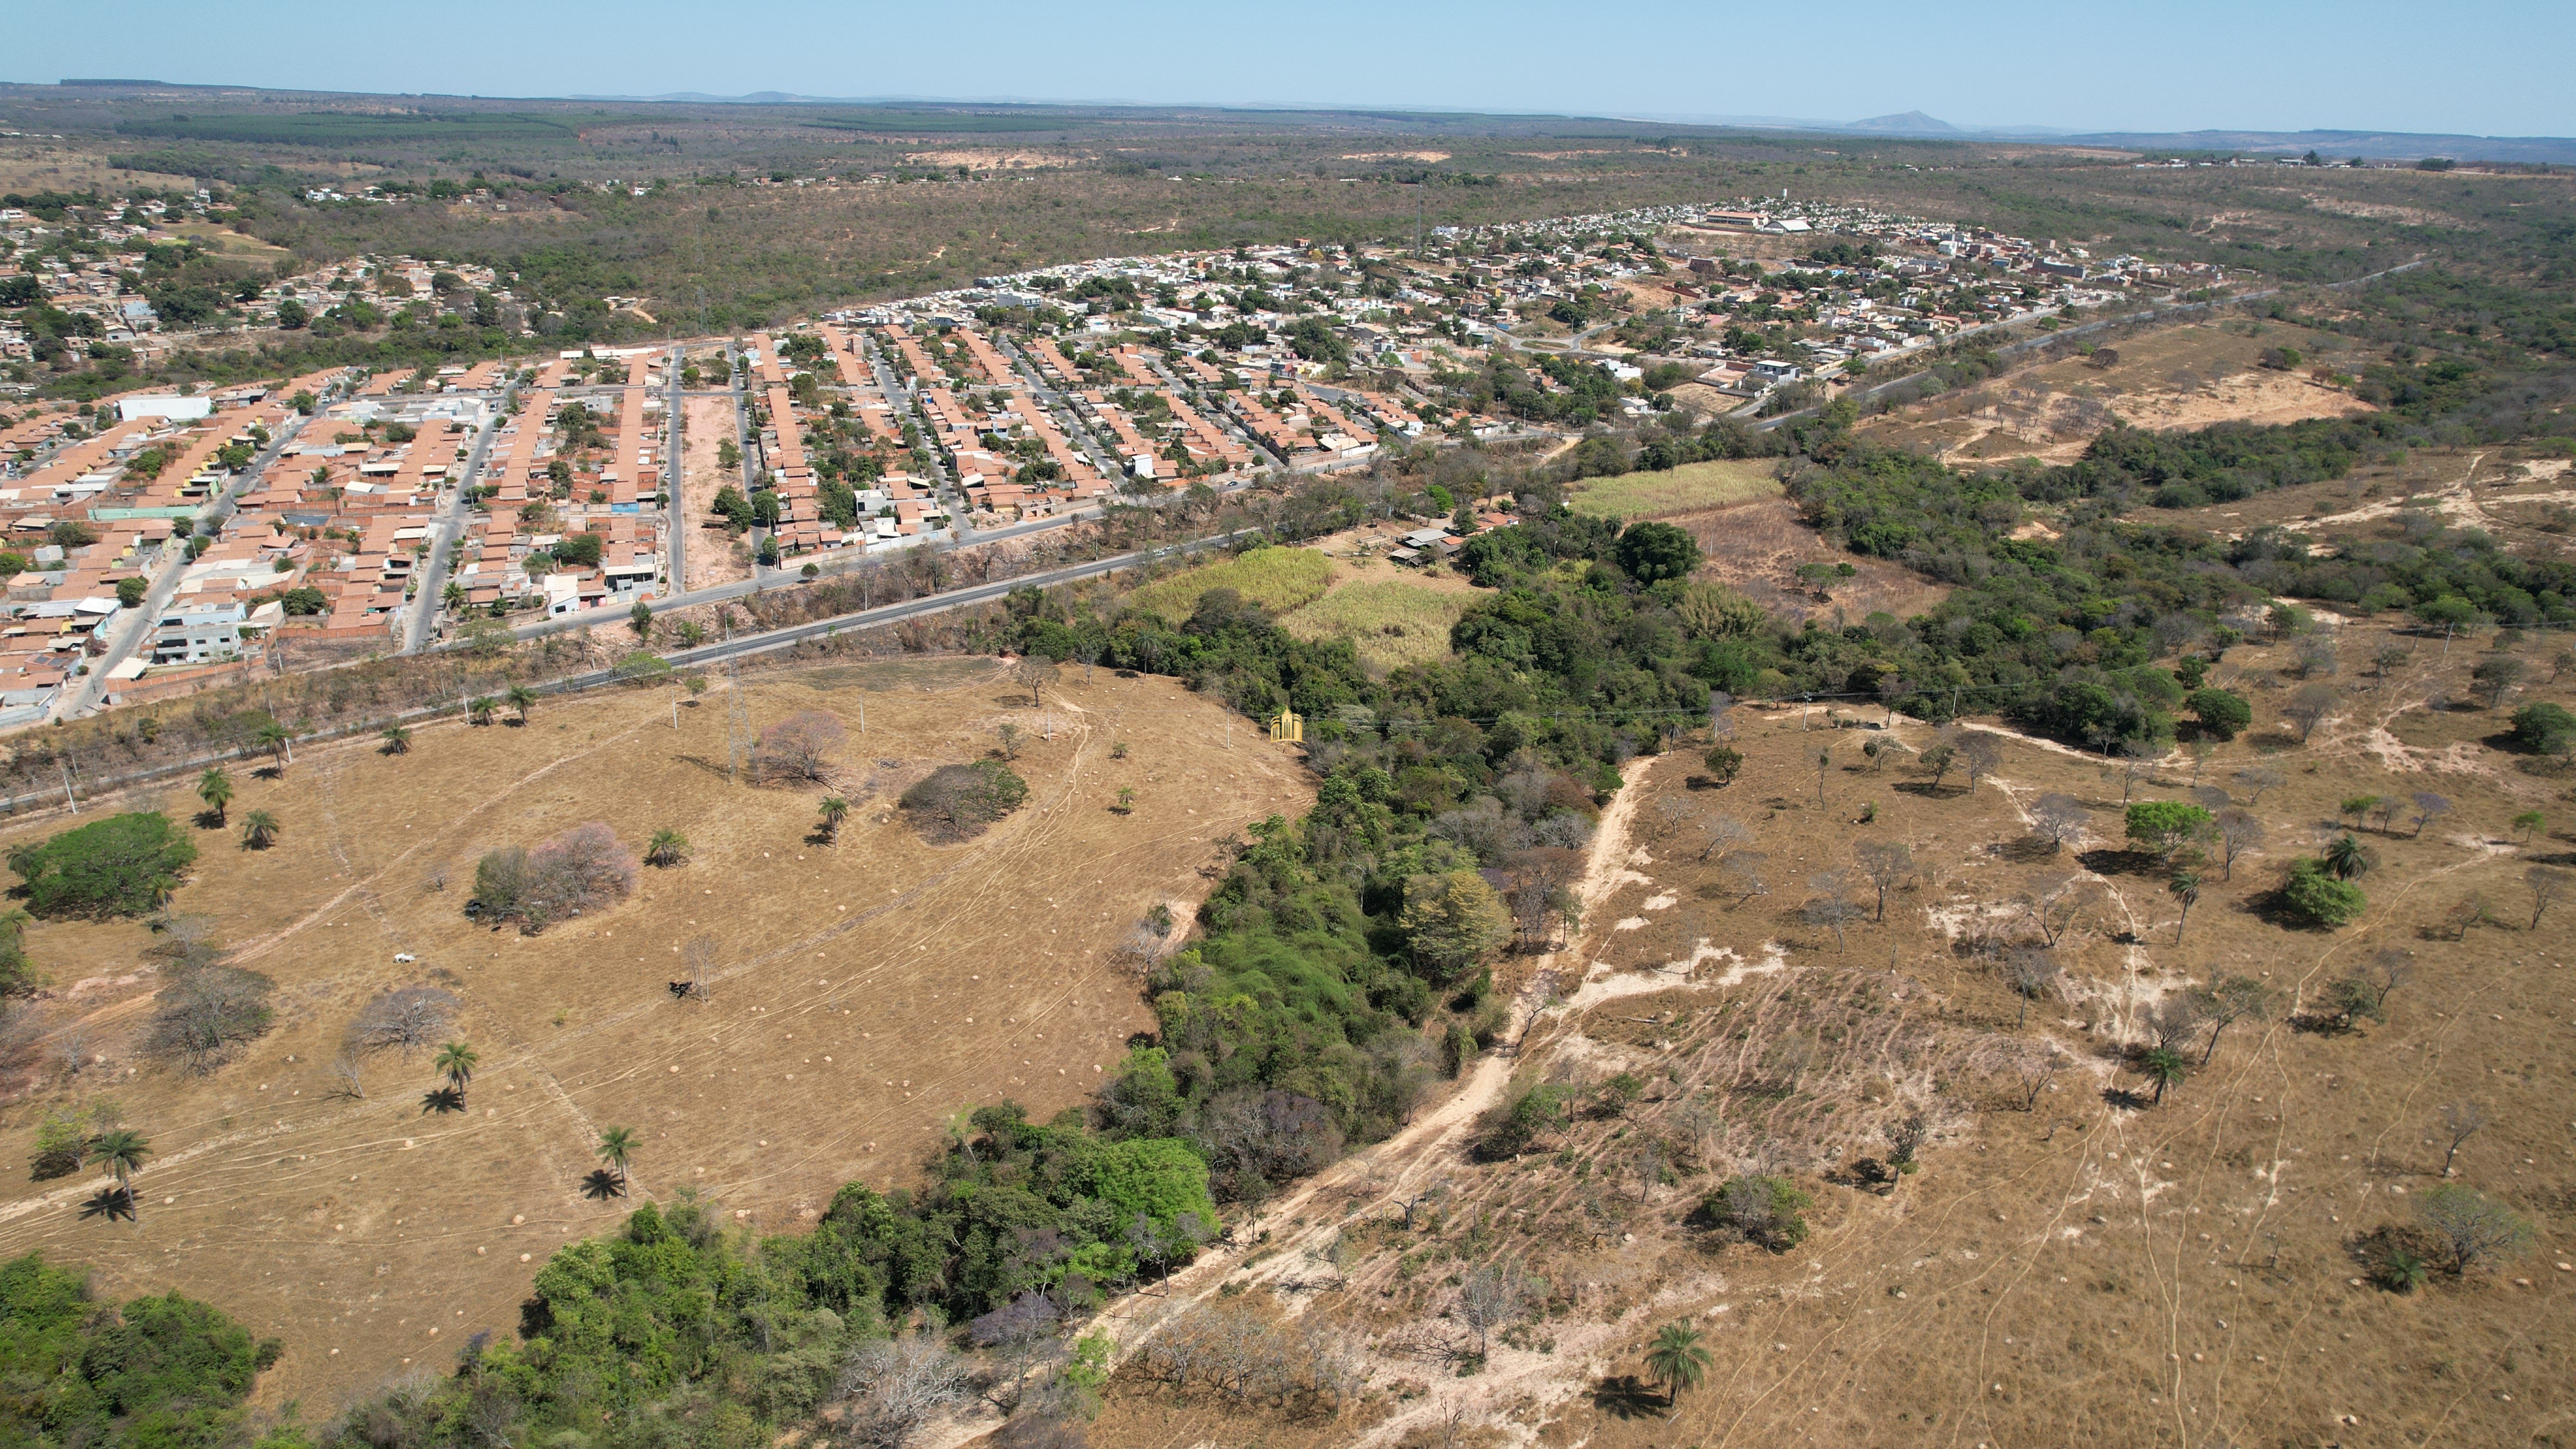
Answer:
1569;459;1783;521
677;386;749;591
0;658;1308;1409
1080;615;2576;1449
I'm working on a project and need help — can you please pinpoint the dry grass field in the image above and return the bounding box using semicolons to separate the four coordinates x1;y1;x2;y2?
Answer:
1125;547;1337;624
1068;616;2576;1449
1568;460;1784;522
1278;564;1481;673
1669;497;1952;626
1861;322;2381;465
676;386;750;591
0;657;1310;1410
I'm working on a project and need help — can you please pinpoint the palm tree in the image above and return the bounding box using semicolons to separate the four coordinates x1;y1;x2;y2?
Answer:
2167;871;2201;944
468;696;498;726
442;581;466;611
254;721;294;772
645;829;690;867
817;796;850;842
434;1041;478;1095
196;766;233;825
505;684;538;725
380;724;411;755
2324;832;2372;881
2141;1046;2188;1106
239;810;280;850
1643;1322;1711;1409
596;1126;637;1187
89;1129;150;1199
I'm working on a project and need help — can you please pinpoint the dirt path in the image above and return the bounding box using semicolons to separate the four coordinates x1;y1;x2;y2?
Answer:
918;755;1670;1448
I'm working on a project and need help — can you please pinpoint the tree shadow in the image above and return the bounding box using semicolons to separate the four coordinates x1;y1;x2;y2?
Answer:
1998;836;2067;864
79;1187;136;1222
1891;780;1958;798
193;810;226;830
580;1170;629;1200
2100;1086;2153;1111
421;1087;467;1115
1591;1375;1664;1420
1682;774;1733;792
251;765;284;781
2076;847;2164;877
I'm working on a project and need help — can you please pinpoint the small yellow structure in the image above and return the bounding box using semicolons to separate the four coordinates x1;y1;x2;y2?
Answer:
1269;707;1303;744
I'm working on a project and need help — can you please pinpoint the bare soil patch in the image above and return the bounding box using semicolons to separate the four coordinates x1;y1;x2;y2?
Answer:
678;394;749;591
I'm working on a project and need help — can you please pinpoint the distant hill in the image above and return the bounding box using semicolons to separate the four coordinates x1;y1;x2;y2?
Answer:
1840;111;1964;136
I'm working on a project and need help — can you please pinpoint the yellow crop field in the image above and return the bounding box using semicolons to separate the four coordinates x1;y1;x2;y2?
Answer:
1280;578;1473;670
1568;459;1783;520
1124;546;1335;622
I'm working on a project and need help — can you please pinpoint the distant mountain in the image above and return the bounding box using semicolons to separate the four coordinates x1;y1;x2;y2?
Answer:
1839;111;1963;136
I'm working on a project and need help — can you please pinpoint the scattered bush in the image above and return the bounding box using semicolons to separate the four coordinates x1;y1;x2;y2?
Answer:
143;965;275;1075
2509;701;2576;753
2188;687;2251;741
469;822;637;932
755;710;845;783
0;1252;283;1446
1704;1174;1813;1251
901;761;1029;842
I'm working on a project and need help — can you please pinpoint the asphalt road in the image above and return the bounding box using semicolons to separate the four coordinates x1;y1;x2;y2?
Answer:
506;530;1233;679
58;410;314;718
399;396;510;652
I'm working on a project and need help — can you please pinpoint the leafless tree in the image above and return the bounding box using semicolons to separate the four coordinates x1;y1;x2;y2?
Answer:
1801;870;1863;952
755;710;846;784
350;985;460;1054
681;934;720;1000
52;1024;90;1079
2436;1102;2487;1178
2013;1046;2064;1111
2190;972;2272;1064
1394;1180;1449;1232
2113;742;2157;804
2150;994;2210;1054
1854;841;1912;921
837;1335;969;1449
1504;848;1582;951
328;1051;367;1100
1454;1260;1537;1358
2282;683;2337;743
2003;948;2059;1027
1698;814;1755;863
2029;793;2089;853
2214;808;2266;880
2019;877;2098;948
2410;791;2452;839
1011;656;1059;708
1721;850;1770;905
1959;732;2004;792
2524;866;2569;929
2234;765;2286;805
144;966;277;1075
2294;636;2339;679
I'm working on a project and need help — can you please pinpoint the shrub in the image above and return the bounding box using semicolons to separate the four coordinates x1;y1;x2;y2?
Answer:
1471;1083;1569;1160
2187;687;2252;741
2282;858;2367;927
470;823;637;932
143;965;276;1074
900;761;1029;842
2509;701;2576;753
754;710;846;784
1705;1174;1813;1250
2125;801;2214;860
7;813;196;920
1612;520;1702;584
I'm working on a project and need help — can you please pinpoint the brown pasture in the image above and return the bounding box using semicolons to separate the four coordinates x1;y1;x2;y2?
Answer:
0;657;1309;1409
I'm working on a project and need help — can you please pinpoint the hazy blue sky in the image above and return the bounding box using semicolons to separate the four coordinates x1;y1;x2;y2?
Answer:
13;0;2572;137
